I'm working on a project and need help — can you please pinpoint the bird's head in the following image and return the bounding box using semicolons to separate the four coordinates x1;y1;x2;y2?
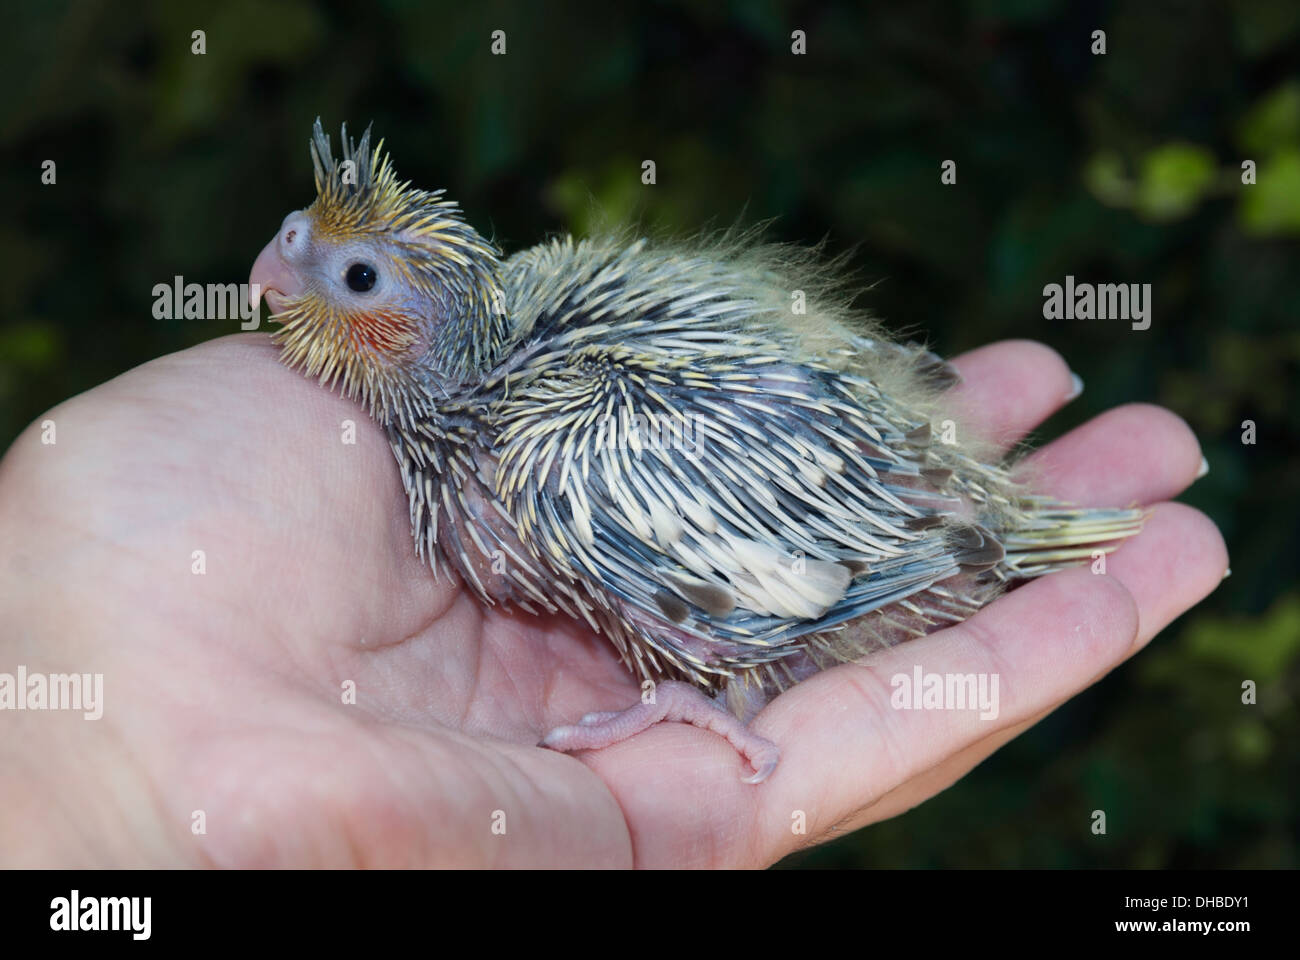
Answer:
250;120;507;423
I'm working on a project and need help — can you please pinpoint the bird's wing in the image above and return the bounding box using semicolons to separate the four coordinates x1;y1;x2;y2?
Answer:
487;239;995;682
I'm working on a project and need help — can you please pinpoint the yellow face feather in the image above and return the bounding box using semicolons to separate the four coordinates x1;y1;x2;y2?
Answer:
258;120;509;426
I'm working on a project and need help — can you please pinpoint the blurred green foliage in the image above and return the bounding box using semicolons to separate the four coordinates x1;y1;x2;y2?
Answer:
1;0;1296;867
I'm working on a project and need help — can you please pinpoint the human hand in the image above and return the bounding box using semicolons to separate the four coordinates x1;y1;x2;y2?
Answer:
0;334;1225;867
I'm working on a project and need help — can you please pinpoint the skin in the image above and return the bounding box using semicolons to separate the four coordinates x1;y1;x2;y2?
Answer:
0;334;1225;867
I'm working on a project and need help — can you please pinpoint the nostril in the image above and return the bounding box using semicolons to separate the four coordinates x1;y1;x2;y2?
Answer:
278;211;309;259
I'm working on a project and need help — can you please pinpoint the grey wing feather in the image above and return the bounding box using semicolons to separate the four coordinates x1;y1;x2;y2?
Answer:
488;238;980;681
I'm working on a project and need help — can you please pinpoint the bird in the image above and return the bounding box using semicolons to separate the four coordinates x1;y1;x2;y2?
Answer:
250;121;1145;783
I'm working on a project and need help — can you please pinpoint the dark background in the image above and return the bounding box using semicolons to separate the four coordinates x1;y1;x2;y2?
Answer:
2;0;1296;867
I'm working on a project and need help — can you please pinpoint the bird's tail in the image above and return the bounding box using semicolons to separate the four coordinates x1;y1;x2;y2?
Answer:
997;496;1148;578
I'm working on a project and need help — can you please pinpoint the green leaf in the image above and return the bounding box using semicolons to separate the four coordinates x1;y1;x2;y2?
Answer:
1150;593;1300;681
1134;143;1217;221
1237;82;1300;155
1083;150;1134;207
1239;148;1300;236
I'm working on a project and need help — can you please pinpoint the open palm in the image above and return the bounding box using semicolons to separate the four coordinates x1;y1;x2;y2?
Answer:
0;333;1224;867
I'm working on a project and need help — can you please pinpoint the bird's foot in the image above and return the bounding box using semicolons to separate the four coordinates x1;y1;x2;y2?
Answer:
540;680;780;784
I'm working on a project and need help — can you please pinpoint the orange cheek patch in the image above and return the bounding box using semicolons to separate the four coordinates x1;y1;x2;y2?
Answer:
347;308;418;355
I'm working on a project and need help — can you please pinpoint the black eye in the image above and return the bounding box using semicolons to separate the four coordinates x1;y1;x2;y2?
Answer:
345;262;377;292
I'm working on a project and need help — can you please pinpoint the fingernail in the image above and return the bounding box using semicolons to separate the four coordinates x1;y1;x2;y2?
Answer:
1196;456;1209;480
1065;372;1084;401
1222;567;1232;580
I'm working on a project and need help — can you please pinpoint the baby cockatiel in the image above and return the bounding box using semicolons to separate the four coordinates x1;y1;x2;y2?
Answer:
250;121;1143;782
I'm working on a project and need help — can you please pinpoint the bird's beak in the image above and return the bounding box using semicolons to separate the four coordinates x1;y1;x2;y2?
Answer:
249;211;311;316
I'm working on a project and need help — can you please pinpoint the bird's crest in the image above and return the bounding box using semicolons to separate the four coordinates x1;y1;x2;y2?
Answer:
308;118;464;245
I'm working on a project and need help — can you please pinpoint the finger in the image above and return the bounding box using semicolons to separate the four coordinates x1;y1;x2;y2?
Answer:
815;508;1225;833
753;566;1139;861
757;501;1225;859
1103;501;1228;644
1015;403;1204;506
946;340;1077;453
816;710;1045;839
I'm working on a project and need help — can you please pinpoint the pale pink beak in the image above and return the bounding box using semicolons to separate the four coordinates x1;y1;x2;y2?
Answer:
249;210;311;316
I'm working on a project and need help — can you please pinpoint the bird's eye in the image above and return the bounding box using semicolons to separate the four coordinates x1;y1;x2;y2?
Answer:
345;262;378;293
